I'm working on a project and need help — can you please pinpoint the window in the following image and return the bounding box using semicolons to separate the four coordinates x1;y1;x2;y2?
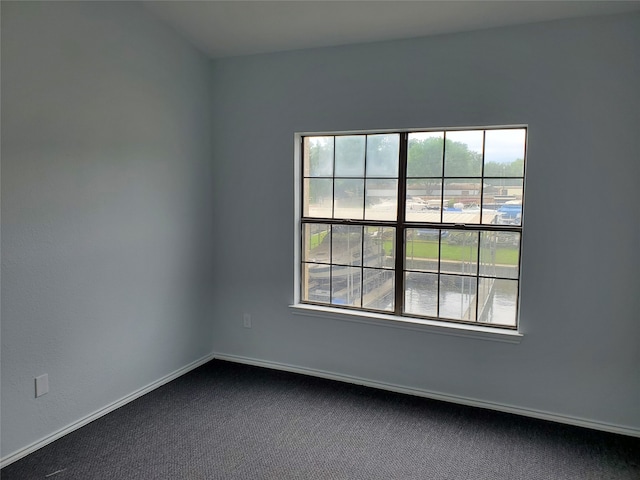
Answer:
298;127;526;330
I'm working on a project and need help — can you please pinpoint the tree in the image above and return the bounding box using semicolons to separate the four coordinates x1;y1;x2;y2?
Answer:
442;140;482;176
407;137;482;178
483;159;524;178
407;136;443;177
406;137;482;203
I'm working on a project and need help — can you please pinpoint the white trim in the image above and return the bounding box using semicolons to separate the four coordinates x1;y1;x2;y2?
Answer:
214;352;640;438
290;303;523;344
294;125;528;333
293;133;302;305
0;352;216;468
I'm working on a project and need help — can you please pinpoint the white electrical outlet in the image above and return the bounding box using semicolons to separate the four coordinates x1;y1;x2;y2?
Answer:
243;313;252;328
35;374;49;397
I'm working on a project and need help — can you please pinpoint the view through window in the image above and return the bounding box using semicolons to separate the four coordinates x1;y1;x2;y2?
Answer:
300;127;526;329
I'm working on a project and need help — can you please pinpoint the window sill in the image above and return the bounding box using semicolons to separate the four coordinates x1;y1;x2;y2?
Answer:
289;304;523;344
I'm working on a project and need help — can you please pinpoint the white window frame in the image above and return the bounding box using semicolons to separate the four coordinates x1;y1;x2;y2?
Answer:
291;126;526;343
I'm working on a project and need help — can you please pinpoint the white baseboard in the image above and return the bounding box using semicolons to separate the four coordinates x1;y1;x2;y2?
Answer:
214;352;640;438
3;350;637;469
0;352;216;469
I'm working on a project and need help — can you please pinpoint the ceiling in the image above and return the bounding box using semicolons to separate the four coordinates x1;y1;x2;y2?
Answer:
143;1;640;59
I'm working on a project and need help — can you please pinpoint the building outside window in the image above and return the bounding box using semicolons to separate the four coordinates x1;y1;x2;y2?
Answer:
298;126;526;329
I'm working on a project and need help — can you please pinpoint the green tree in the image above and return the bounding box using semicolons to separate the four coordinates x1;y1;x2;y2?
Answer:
483;159;524;177
442;140;482;176
407;137;482;178
406;137;482;201
407;136;443;177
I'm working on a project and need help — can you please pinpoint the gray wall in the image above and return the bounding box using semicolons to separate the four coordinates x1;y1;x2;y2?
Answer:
2;2;639;461
1;2;214;457
210;14;640;430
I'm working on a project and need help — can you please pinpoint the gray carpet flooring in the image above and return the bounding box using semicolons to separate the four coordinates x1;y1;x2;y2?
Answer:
2;360;639;479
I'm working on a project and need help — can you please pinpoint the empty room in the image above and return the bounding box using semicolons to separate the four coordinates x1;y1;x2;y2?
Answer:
1;1;639;478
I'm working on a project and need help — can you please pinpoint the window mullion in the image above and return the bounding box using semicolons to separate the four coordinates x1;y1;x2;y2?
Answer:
362;136;368;308
440;131;446;223
394;133;409;316
475;130;486;321
330;137;336;303
479;130;486;226
437;132;447;316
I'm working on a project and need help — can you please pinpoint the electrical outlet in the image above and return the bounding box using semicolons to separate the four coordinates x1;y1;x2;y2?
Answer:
243;313;252;328
35;374;49;398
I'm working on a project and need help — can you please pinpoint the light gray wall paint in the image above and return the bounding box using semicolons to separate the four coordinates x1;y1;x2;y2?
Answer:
1;2;213;457
209;14;640;429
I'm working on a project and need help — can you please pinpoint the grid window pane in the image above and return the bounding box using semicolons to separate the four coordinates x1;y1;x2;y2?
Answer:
335;135;365;177
477;278;518;326
366;134;399;177
496;203;522;226
302;263;331;304
406;179;442;222
404;272;438;317
363;269;395;312
440;231;478;275
405;229;440;273
444;130;483;177
484;129;526;176
331;225;362;266
365;179;397;221
407;132;444;177
331;266;361;307
363;227;395;269
479;231;520;279
334;179;364;220
304;136;334;177
482;179;523;225
439;275;477;321
304;178;333;218
303;223;331;264
442;179;482;224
